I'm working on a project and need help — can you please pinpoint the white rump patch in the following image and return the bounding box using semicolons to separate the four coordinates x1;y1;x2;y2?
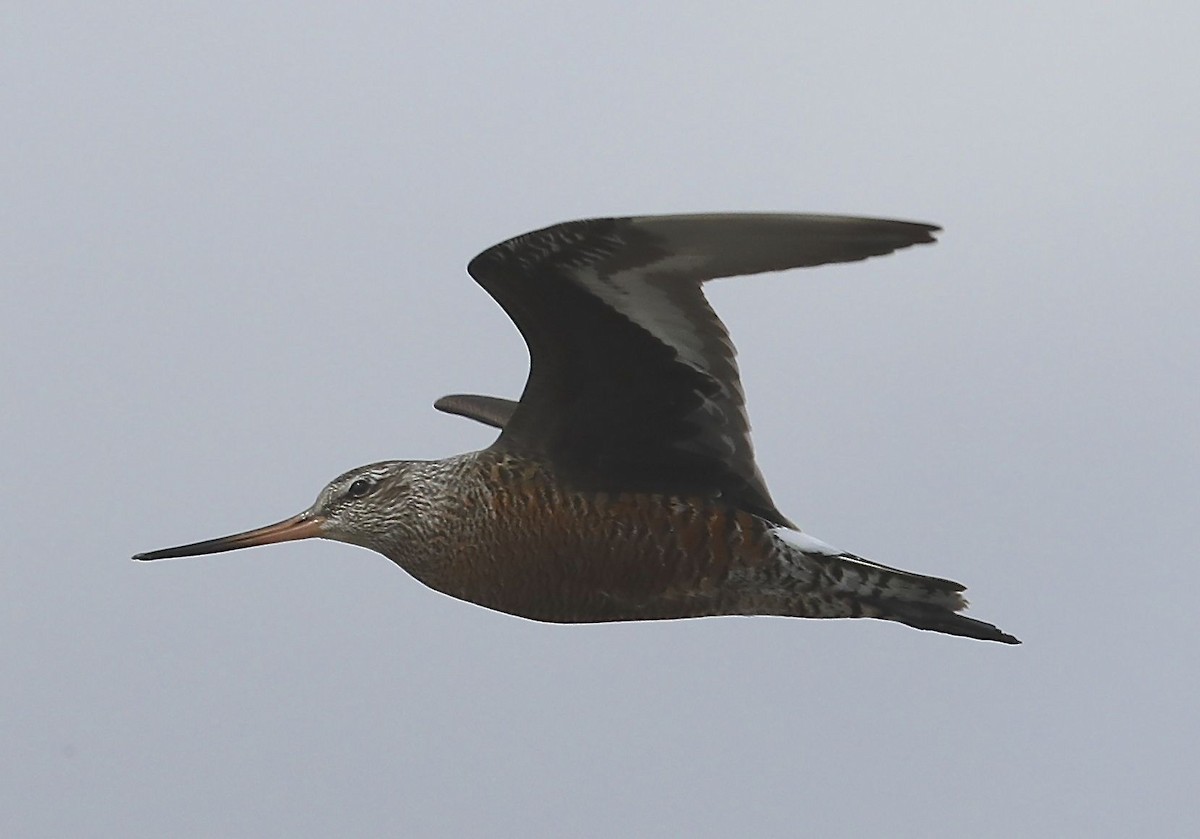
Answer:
770;527;845;556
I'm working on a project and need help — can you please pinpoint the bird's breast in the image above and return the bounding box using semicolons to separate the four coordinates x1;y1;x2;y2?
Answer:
408;453;781;622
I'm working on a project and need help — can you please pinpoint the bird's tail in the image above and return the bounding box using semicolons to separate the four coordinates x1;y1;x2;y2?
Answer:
771;528;1019;644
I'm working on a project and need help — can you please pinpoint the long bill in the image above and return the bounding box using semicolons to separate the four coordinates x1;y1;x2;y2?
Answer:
133;513;325;561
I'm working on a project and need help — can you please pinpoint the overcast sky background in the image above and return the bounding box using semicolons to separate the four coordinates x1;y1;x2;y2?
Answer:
4;4;1198;837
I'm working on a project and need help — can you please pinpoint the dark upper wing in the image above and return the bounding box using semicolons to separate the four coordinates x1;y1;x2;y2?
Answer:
434;394;518;430
466;213;939;525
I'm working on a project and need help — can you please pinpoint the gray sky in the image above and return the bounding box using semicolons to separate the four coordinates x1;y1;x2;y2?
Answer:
4;3;1198;837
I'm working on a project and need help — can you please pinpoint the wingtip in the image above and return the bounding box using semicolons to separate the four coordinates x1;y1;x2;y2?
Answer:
888;599;1020;644
434;393;518;430
887;219;940;245
953;618;1021;645
990;629;1022;645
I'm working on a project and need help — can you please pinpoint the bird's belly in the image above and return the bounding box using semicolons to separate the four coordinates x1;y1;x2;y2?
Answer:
420;491;780;623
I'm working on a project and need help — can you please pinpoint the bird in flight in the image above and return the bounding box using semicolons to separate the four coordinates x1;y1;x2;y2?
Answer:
136;213;1018;644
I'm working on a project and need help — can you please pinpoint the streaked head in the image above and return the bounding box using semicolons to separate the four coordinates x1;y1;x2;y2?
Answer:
133;460;432;563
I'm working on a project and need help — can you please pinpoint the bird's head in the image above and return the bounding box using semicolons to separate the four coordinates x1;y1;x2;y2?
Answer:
133;460;436;564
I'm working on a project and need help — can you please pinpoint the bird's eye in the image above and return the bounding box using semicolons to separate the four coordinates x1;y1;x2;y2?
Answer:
345;478;374;499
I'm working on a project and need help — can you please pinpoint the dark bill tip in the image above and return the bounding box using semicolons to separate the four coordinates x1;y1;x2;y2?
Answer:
133;513;324;561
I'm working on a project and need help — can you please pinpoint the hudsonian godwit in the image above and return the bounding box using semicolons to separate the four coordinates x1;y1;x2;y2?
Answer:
135;213;1018;644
